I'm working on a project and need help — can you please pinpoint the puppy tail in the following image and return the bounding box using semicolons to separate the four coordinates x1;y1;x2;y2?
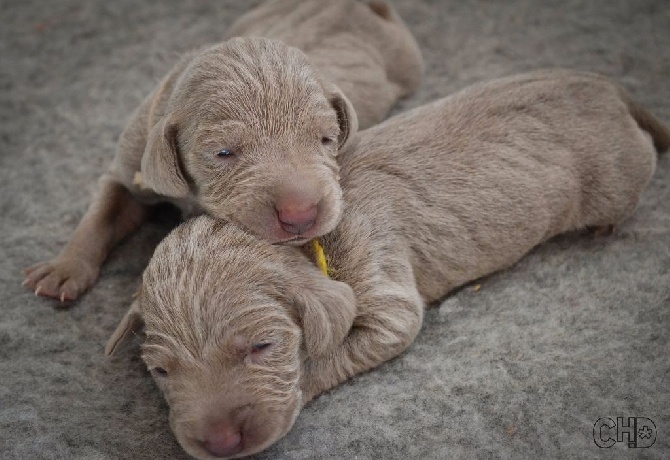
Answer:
621;90;670;154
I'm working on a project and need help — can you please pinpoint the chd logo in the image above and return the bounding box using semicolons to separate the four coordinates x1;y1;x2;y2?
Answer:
593;417;656;448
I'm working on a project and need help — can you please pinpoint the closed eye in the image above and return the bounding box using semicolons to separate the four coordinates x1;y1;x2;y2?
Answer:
152;367;168;377
216;148;235;158
250;342;273;354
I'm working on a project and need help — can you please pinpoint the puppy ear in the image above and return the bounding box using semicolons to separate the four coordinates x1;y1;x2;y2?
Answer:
293;276;357;358
105;300;144;356
140;118;190;198
325;83;359;150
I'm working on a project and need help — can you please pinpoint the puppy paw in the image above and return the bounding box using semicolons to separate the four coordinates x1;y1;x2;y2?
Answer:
22;257;99;302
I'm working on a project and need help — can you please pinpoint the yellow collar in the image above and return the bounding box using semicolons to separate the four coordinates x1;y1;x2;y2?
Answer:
311;239;330;277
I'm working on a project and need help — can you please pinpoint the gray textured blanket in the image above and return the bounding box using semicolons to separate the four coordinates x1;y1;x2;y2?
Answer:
1;0;668;458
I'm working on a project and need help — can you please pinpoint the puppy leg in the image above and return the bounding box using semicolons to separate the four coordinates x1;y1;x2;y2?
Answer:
300;274;424;402
23;174;148;302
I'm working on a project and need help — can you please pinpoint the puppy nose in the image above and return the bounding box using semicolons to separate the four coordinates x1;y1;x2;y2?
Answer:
277;204;318;235
203;422;243;458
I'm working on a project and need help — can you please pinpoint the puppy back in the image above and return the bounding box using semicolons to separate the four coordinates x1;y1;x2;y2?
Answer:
334;70;660;299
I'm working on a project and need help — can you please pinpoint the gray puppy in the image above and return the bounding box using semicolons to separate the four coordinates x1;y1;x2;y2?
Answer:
23;0;423;302
107;70;668;459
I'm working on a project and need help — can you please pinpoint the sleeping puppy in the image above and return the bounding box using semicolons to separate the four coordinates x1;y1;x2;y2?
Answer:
225;0;424;129
23;0;425;303
106;69;668;459
24;37;355;303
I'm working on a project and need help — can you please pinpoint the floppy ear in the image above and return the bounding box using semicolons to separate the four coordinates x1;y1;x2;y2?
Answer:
325;83;359;150
105;300;144;356
140;118;190;198
293;276;357;358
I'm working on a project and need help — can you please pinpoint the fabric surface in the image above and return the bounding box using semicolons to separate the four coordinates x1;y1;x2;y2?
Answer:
1;0;668;459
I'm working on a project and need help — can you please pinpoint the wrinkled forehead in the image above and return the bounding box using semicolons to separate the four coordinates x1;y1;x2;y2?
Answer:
139;219;300;356
139;289;296;362
175;39;335;131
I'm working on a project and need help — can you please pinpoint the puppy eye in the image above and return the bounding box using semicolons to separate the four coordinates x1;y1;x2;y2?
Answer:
321;136;335;146
152;367;168;377
250;342;272;354
216;148;235;157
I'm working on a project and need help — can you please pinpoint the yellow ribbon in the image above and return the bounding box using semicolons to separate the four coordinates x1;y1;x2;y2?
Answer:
311;239;330;277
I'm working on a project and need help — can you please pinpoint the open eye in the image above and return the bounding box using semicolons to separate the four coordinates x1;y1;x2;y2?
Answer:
216;148;235;158
250;342;272;354
321;136;335;146
152;367;168;377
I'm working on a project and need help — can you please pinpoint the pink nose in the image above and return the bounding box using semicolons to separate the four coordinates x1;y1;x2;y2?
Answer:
203;422;243;458
277;205;318;235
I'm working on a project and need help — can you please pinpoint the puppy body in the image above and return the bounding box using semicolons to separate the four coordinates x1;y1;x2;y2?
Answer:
108;70;667;459
226;0;424;128
302;69;665;397
333;68;665;303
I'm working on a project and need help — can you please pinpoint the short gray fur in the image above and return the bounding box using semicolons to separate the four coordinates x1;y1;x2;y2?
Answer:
0;0;668;459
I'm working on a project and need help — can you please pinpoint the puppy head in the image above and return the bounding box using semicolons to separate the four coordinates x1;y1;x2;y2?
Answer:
106;216;356;459
141;37;358;244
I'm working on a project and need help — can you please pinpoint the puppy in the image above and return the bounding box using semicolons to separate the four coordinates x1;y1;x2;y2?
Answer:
23;0;424;302
106;70;668;459
226;0;424;128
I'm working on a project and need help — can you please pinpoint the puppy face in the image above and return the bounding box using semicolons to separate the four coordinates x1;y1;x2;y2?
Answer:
141;38;358;244
141;285;302;460
107;217;356;459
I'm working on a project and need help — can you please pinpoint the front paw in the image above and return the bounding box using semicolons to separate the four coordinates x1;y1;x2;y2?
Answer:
22;257;100;302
